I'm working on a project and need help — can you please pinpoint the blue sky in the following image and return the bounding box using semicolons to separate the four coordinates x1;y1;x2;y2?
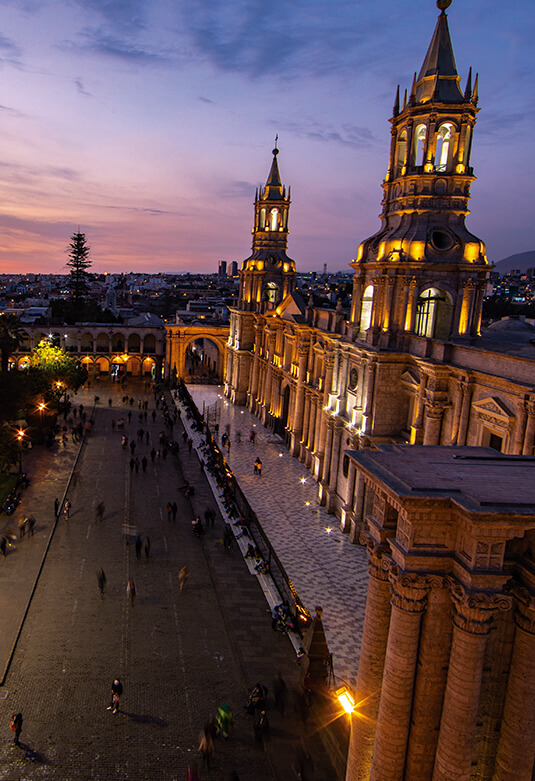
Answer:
0;0;532;273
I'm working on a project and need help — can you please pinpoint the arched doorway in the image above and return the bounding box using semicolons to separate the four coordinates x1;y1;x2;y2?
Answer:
185;338;221;384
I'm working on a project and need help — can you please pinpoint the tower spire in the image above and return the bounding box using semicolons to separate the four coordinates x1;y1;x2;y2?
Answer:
415;0;463;103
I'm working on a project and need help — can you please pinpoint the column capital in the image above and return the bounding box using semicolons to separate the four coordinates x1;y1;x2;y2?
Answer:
362;534;391;582
511;586;535;634
298;345;309;359
449;579;513;635
389;567;431;613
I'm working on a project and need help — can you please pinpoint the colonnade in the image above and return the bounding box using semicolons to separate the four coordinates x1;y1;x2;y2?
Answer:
347;543;535;781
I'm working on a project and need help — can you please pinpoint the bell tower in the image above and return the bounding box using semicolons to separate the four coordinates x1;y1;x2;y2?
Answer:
237;143;296;313
350;0;490;346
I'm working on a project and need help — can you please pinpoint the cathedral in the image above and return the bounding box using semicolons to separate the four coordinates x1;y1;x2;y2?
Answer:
224;1;535;779
224;0;535;543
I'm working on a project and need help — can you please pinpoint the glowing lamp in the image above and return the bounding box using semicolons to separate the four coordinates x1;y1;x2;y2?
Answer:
336;686;356;714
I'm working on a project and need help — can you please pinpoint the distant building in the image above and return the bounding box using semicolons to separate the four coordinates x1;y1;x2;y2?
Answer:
218;260;227;277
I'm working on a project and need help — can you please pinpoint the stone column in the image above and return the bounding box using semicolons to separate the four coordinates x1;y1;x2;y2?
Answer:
291;345;308;456
350;274;364;325
361;360;376;436
346;544;392;781
493;589;535;781
405;580;452;781
411;372;427;444
248;350;260;410
319;418;335;503
350;470;366;542
432;585;512;781
404;278;419;332
314;354;335;479
299;390;311;461
326;419;344;513
512;401;527;455
522;400;535;455
370;571;430;781
456;379;472;445
423;404;445;445
306;394;317;466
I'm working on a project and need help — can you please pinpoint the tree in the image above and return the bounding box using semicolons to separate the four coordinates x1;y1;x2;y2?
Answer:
0;313;25;372
66;230;92;304
30;339;87;392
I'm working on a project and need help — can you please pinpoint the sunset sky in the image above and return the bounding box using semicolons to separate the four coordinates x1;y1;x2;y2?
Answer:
0;0;532;274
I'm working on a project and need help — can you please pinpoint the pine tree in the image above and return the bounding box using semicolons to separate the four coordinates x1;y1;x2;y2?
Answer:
66;230;92;304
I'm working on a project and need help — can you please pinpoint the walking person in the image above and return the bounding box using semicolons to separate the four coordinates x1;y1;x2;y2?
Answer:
54;497;59;517
10;713;23;745
179;565;189;592
97;567;107;597
198;724;214;769
172;501;178;521
107;679;123;714
141;456;147;473
134;534;142;559
167;502;173;522
64;500;71;521
96;501;105;522
127;579;137;606
144;537;150;559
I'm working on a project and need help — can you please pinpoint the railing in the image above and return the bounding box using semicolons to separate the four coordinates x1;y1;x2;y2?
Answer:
176;380;312;630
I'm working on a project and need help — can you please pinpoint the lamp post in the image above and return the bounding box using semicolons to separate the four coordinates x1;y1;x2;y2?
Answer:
16;429;25;473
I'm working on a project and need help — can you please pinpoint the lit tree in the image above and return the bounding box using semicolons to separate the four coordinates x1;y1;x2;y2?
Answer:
31;339;87;391
0;313;25;372
66;230;92;304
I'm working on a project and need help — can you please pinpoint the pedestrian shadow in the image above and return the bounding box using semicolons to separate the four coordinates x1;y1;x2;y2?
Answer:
17;742;46;763
125;712;168;727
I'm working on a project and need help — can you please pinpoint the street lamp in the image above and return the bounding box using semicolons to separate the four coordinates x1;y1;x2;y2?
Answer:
335;685;356;715
15;428;25;473
37;402;47;424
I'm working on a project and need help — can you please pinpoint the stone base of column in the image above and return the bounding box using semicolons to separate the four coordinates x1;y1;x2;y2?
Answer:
349;516;364;543
290;432;302;457
325;487;338;515
298;442;307;462
340;504;353;533
232;389;247;406
313;452;324;481
318;479;329;505
304;447;313;469
260;404;268;426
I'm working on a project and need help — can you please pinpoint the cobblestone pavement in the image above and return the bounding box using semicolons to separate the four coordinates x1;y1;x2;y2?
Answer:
0;380;339;780
185;387;370;686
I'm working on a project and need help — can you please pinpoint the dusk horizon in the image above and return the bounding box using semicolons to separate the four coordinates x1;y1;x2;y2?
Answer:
0;0;532;276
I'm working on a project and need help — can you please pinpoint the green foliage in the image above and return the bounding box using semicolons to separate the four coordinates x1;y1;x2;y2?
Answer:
31;340;88;391
0;313;25;372
66;231;92;304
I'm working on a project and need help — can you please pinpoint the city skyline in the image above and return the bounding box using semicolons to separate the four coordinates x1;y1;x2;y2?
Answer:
0;0;532;275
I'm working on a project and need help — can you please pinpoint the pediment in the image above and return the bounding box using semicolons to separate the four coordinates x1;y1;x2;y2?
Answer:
276;291;306;322
471;397;514;421
400;369;420;388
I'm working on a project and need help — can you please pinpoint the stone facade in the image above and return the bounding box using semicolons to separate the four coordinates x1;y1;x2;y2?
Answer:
223;4;535;547
12;323;165;378
345;445;535;781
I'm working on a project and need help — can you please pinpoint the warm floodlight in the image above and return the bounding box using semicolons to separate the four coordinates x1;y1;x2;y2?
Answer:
336;686;356;714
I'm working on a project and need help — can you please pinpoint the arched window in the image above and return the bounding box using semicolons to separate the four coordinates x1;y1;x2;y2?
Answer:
395;130;407;176
269;209;279;232
266;282;279;304
434;123;455;172
412;124;427;167
415;287;452;339
359;285;374;333
259;208;266;230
